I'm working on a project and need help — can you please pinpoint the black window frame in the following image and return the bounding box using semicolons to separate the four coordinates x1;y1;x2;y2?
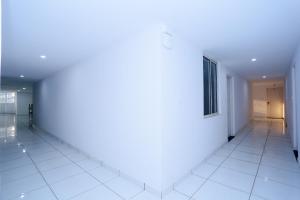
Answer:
203;56;218;116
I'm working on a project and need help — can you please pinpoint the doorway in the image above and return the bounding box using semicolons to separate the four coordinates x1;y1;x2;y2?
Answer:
266;87;284;119
227;76;234;139
291;65;298;150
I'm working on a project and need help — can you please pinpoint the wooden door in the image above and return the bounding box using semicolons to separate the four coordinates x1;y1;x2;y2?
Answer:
267;87;283;119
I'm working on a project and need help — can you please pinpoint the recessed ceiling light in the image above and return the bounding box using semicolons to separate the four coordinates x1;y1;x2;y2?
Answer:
262;75;267;79
251;58;257;62
20;74;24;78
17;90;21;92
40;55;47;59
22;88;26;90
20;193;25;199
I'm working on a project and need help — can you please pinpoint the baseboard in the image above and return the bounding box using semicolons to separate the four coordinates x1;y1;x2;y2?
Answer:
31;121;252;198
31;124;163;197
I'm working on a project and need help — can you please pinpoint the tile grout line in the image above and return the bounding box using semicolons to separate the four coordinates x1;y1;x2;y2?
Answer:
186;126;253;199
28;127;130;200
7;118;294;200
0;121;60;200
247;120;272;200
173;128;253;198
24;146;60;200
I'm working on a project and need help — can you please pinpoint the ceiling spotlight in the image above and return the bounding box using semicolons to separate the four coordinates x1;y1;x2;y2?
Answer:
40;55;47;59
251;58;257;62
20;193;25;199
17;90;21;92
22;149;26;153
20;75;24;78
262;75;267;79
22;88;26;90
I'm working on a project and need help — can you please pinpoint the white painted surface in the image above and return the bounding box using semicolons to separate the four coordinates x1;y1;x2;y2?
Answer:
17;92;32;115
294;47;300;154
1;78;33;93
160;30;250;189
285;66;297;149
34;26;250;191
227;76;233;136
232;76;250;134
34;26;163;191
3;1;300;80
286;45;300;152
0;0;1;82
160;33;227;189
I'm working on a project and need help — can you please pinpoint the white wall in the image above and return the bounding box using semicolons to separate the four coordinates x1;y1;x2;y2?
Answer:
34;26;164;190
286;45;300;152
232;76;250;134
294;48;300;154
34;25;251;192
0;1;1;84
285;69;297;149
160;30;250;190
17;92;32;115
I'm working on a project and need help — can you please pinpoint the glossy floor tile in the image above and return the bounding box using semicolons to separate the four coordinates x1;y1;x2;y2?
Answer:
105;177;144;199
71;185;122;200
209;167;255;193
41;163;84;184
88;165;119;183
49;173;100;200
11;186;57;200
193;180;250;200
221;158;259;176
1;115;300;200
192;163;218;178
174;174;205;196
132;191;161;200
1;173;47;199
163;191;189;200
252;177;300;200
76;158;102;170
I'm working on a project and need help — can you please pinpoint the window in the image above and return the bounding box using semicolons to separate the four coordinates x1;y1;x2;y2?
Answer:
0;91;17;114
0;92;16;104
203;56;218;116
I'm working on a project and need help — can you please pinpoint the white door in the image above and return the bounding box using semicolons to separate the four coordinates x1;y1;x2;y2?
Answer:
227;76;233;136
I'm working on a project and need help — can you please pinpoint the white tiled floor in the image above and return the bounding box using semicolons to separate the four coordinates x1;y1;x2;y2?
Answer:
1;115;300;200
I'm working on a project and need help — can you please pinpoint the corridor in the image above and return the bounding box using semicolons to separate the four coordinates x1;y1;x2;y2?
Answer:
1;115;299;200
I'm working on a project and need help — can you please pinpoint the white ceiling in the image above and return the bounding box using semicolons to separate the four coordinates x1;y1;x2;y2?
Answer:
2;0;300;80
251;80;284;88
1;78;33;93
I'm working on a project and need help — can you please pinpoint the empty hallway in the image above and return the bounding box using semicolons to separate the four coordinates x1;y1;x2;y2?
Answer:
1;1;300;200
